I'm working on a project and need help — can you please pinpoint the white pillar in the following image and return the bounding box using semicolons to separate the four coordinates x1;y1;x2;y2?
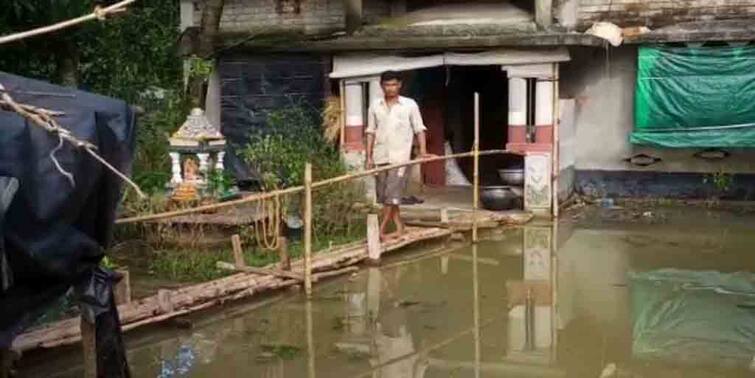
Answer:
368;77;383;105
345;82;364;125
508;77;527;125
535;80;554;126
215;151;225;171
169;152;182;184
508;77;528;145
197;153;210;178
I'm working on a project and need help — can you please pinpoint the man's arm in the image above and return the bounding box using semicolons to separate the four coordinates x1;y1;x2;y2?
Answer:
365;133;375;169
410;102;431;158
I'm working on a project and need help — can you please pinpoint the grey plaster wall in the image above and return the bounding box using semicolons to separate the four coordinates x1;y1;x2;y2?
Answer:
192;0;391;35
560;46;755;175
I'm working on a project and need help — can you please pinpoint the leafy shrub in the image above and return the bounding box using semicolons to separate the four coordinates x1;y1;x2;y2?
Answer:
241;105;345;190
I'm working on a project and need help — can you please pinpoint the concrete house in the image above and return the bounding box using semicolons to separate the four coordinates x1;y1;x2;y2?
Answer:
183;0;755;215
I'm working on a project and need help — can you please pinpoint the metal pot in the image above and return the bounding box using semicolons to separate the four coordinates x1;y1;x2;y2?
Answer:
480;186;523;211
498;168;525;186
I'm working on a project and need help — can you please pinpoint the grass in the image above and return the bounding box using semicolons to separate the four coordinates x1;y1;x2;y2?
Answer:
148;223;367;283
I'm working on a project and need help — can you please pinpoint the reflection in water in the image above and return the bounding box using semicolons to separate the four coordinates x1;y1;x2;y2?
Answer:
18;209;755;377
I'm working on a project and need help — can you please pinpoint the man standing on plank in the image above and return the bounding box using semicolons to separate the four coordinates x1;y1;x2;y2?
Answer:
366;71;432;241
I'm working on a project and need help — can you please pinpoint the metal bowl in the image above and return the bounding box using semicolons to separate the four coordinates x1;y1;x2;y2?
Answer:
498;168;525;186
480;186;523;211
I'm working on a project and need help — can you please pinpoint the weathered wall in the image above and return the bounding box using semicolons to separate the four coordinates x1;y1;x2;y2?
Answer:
578;0;755;29
192;0;391;34
216;53;330;184
560;46;755;199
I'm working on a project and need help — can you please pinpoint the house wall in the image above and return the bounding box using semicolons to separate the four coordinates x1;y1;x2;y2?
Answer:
192;0;391;34
577;0;755;29
216;53;331;185
560;46;755;199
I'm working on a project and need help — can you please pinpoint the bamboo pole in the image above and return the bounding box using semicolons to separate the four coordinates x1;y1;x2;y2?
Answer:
472;243;481;378
339;80;346;150
304;163;313;297
115;149;518;224
80;317;96;378
0;0;136;45
552;64;560;218
231;234;245;268
472;92;480;243
305;298;316;378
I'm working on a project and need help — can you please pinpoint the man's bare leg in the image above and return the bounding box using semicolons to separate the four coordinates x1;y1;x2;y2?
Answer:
392;205;405;238
379;205;393;241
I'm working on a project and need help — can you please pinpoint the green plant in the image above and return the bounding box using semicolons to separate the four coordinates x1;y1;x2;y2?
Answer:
241;105;345;190
205;169;235;198
100;255;117;270
704;169;734;194
187;55;214;81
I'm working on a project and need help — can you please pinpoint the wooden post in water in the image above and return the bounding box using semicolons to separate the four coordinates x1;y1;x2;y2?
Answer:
367;213;381;264
80;317;97;378
304;163;313;297
278;236;290;270
231;234;245;268
113;269;131;305
0;349;12;378
472;92;481;243
305;298;316;378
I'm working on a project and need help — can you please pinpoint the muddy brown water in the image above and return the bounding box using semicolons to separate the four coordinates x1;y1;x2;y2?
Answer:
18;206;755;377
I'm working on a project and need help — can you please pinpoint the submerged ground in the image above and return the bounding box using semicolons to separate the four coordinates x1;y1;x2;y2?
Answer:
18;204;755;377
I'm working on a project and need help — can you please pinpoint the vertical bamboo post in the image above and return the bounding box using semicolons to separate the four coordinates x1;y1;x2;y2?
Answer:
366;213;381;264
472;243;481;378
80;317;97;378
305;298;316;378
278;236;290;271
231;234;245;268
113;269;131;305
304;163;313;297
0;349;12;378
552;64;560;218
472;92;480;243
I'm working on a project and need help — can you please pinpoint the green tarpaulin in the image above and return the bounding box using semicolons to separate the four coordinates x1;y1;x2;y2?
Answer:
630;269;755;369
632;46;755;148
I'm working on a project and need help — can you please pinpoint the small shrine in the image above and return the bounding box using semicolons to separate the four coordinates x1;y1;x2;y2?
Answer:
168;108;226;202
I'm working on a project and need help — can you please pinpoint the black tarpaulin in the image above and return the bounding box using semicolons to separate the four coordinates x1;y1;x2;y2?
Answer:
0;72;135;376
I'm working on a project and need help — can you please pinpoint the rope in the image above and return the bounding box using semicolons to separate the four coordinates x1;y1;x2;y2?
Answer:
0;0;135;45
253;194;280;250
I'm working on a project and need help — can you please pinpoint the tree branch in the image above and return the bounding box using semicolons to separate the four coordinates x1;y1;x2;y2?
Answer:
0;0;137;45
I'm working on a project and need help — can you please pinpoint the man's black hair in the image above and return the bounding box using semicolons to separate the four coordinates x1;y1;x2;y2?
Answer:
380;70;402;83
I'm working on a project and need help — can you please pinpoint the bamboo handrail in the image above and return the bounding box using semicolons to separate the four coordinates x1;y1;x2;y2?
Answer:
115;149;520;224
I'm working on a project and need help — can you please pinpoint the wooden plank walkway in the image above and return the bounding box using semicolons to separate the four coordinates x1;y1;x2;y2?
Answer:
13;226;452;353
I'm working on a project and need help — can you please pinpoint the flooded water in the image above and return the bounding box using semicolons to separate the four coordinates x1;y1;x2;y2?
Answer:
19;206;755;377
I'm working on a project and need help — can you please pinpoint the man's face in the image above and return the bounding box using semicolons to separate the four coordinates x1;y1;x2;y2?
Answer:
381;79;402;98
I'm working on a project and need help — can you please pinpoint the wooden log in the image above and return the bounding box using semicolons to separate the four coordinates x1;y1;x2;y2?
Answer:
157;289;174;313
278;237;290;271
304;163;313;297
366;214;381;264
216;261;303;281
80;317;96;378
312;266;358;281
231;234;245;268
